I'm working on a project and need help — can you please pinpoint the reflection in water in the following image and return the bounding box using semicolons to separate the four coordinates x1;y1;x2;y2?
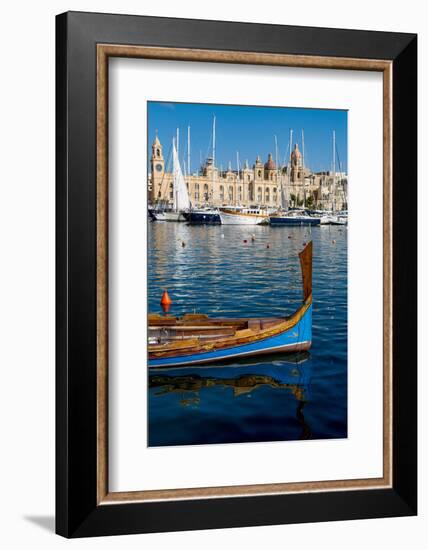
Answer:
149;352;313;444
149;368;312;439
148;224;347;446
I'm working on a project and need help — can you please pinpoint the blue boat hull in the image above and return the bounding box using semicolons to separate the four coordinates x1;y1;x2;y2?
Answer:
187;211;221;225
270;216;320;226
149;305;312;368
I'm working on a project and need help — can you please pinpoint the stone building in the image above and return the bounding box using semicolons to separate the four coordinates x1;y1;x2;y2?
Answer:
149;137;347;211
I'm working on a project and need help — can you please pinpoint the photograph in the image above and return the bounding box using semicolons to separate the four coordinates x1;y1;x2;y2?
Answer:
0;0;421;545
147;101;348;447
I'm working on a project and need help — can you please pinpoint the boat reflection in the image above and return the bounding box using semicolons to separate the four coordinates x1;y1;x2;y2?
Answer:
149;351;312;439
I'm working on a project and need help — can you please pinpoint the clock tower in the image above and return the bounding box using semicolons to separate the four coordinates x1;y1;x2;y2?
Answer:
151;134;165;200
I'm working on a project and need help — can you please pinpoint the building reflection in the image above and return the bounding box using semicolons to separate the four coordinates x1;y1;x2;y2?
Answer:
149;351;312;440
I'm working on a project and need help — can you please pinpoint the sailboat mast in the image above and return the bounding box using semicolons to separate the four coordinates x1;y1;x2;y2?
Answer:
287;128;293;209
332;130;336;213
302;129;305;208
176;128;179;161
236;151;240;206
172;137;178;211
212;116;216;167
301;129;305;171
187;125;191;176
274;135;278;169
274;134;279;190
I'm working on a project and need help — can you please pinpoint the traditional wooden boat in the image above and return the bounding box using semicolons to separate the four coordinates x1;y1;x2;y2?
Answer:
148;241;313;368
219;207;269;225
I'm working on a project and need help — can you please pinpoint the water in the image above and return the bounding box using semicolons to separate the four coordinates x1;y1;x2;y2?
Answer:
148;223;347;446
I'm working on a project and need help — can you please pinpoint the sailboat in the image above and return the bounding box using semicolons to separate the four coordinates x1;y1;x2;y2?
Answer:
319;131;348;226
187;118;222;225
148;241;313;368
219;152;269;225
151;137;191;222
270;130;320;226
219;153;269;225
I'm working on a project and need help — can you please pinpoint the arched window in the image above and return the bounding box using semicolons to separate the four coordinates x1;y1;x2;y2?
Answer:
257;187;262;203
249;182;254;201
220;185;224;201
156;148;160;157
247;174;251;182
204;183;209;201
195;183;199;200
229;186;233;200
265;188;270;203
238;186;242;201
258;170;262;178
273;187;277;202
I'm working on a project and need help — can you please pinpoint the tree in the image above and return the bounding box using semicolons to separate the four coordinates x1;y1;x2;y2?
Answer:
306;195;314;209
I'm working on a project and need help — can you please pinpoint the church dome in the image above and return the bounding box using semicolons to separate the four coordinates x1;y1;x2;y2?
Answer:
264;153;276;170
291;143;302;159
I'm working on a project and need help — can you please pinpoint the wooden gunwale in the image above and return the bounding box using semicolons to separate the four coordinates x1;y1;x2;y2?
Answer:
149;295;312;358
220;209;269;218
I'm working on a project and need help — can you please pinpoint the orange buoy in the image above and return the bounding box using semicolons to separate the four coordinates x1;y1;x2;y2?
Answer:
160;290;172;306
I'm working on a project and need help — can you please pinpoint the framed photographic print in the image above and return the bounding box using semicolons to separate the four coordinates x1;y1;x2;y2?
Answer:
56;11;417;537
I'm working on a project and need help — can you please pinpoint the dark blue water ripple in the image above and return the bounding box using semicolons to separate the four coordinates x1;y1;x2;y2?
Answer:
148;223;347;446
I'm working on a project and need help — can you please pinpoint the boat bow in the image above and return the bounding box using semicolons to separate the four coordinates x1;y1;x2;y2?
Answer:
148;242;313;367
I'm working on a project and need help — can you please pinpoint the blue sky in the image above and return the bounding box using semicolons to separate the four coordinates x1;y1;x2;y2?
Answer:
148;101;347;174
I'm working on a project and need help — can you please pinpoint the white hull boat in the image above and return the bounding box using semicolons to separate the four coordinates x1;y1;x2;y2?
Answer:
219;208;268;225
319;215;336;225
152;211;187;222
330;216;347;226
319;213;347;226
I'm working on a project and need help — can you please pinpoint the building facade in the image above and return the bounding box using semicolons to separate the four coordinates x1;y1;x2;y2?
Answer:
149;137;347;211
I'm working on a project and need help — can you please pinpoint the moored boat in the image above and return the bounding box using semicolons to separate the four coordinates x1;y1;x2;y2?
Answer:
151;210;188;222
269;210;320;226
329;211;348;225
148;241;313;368
187;208;221;225
150;136;191;222
219;206;269;225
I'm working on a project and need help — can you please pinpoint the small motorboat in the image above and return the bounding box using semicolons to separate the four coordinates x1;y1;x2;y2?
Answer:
150;209;188;222
187;207;221;225
269;210;321;226
148;241;313;368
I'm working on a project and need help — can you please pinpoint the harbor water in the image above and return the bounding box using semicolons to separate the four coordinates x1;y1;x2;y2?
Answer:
148;223;347;446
